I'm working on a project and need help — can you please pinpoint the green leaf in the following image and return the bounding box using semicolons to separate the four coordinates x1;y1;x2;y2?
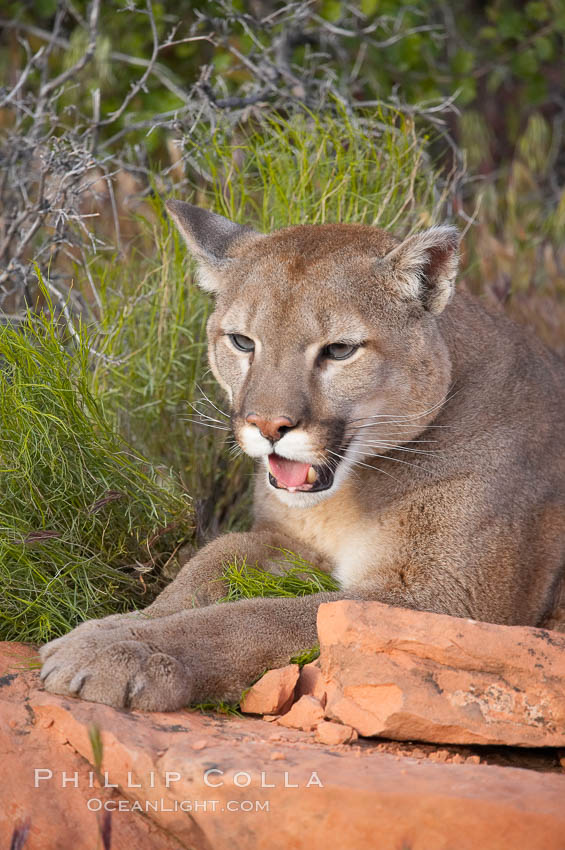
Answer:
525;1;550;22
511;47;540;78
497;10;528;40
479;26;498;40
320;0;343;22
213;52;232;72
533;34;554;61
457;77;477;106
451;48;475;75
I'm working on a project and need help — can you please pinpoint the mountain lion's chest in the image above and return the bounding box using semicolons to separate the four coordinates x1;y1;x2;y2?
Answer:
263;483;400;590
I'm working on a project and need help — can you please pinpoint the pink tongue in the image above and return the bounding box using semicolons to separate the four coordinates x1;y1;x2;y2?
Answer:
268;454;311;488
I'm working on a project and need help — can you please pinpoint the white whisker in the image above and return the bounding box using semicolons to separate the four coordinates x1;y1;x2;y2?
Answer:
194;384;230;419
345;386;462;433
342;441;430;470
359;438;439;445
327;449;399;481
186;407;229;427
347;396;448;424
346;422;452;431
353;443;440;456
182;417;230;432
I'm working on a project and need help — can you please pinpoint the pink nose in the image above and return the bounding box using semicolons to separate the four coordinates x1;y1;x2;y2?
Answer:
246;414;295;441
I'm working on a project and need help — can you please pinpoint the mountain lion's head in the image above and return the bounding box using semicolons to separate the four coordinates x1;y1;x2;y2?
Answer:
168;201;459;507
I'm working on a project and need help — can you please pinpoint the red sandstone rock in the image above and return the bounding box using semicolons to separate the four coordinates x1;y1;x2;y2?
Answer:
315;720;357;746
275;695;325;731
2;642;565;849
240;663;299;715
296;660;327;705
317;600;565;746
0;644;184;850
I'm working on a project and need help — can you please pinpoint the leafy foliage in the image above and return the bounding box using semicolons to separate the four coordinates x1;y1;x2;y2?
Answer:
3;0;563;165
87;203;254;539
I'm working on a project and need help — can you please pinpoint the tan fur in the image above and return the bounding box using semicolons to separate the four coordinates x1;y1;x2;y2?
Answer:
39;204;565;711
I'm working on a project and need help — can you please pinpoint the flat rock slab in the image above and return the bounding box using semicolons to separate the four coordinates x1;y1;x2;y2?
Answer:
318;600;565;746
0;643;185;850
2;642;565;849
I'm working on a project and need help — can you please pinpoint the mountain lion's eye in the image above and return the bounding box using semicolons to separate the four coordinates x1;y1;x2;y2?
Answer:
229;333;255;353
322;342;359;361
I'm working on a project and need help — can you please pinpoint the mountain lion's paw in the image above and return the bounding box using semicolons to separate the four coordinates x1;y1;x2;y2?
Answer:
39;611;144;663
40;636;192;711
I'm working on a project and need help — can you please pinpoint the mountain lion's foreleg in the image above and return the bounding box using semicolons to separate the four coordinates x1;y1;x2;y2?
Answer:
37;529;483;711
39;529;338;710
144;528;335;614
39;591;344;710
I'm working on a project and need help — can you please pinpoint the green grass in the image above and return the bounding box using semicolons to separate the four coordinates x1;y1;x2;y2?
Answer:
188;700;243;717
0;288;191;642
186;104;451;234
219;553;339;603
87;209;254;538
290;645;321;666
0;105;452;643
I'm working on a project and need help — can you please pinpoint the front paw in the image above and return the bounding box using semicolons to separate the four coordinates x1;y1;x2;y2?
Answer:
40;625;192;711
40;611;141;662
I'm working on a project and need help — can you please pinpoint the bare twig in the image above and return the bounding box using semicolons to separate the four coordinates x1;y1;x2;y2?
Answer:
0;0;466;323
40;0;101;98
97;0;158;127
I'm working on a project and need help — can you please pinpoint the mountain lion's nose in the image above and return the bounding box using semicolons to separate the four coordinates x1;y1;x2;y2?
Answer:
245;413;296;442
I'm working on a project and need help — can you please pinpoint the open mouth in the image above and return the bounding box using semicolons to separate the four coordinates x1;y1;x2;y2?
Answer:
268;453;335;493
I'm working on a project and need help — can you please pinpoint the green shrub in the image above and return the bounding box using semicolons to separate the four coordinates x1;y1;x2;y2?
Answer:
0;289;191;642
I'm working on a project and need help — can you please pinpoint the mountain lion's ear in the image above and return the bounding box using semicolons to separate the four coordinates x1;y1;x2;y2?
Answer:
382;225;460;314
166;200;260;292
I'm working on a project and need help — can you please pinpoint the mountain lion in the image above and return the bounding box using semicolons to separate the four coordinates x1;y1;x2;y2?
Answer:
40;201;565;710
